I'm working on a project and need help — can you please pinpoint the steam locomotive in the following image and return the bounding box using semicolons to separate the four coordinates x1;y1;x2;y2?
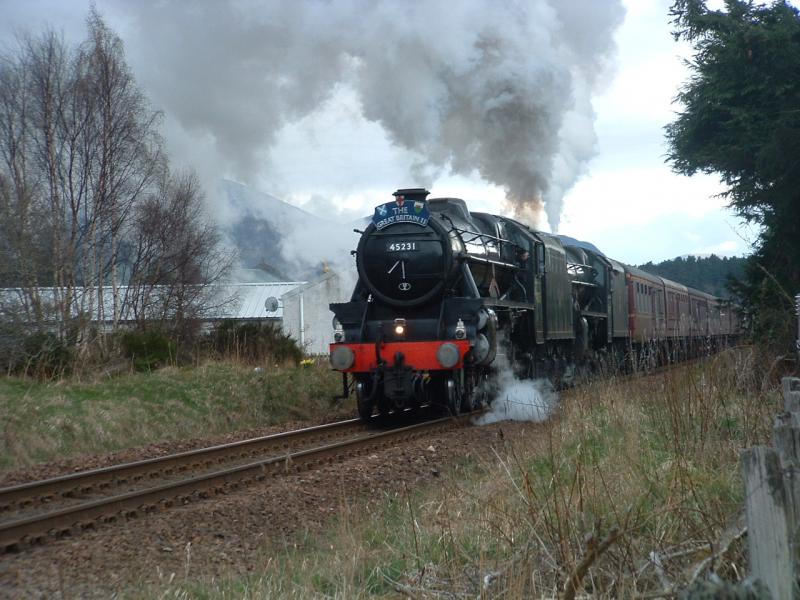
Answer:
329;188;740;420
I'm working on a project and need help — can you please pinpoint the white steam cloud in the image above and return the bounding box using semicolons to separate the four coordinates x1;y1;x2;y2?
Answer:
112;0;624;232
474;354;559;425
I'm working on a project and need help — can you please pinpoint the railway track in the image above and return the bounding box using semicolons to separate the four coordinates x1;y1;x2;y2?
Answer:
0;417;371;517
0;354;714;554
0;412;475;552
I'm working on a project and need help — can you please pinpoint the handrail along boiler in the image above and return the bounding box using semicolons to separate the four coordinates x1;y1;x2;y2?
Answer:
329;189;741;420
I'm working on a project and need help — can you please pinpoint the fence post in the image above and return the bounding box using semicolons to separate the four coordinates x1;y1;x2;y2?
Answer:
774;415;800;538
774;379;800;535
741;377;800;599
742;446;794;599
784;377;800;413
795;293;800;364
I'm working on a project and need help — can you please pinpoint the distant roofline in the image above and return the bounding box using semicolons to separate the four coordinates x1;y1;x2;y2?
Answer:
0;282;308;292
224;281;306;287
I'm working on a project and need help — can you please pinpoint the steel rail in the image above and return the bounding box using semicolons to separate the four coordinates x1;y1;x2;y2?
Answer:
0;417;371;513
0;414;471;552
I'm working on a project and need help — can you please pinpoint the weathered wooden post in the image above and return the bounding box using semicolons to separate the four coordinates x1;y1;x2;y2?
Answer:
795;293;800;364
742;446;794;598
741;376;800;599
784;377;800;413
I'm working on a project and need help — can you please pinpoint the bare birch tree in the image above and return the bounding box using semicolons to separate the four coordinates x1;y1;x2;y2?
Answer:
0;34;53;321
0;22;163;341
0;10;230;372
124;169;232;337
80;9;163;335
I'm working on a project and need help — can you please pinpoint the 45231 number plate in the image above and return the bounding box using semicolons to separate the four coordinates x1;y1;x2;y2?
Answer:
387;241;418;252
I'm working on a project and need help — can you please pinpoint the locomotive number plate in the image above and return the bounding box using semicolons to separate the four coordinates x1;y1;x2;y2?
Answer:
386;241;418;252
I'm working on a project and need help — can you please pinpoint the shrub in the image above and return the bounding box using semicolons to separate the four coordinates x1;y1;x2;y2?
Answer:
120;330;176;371
24;332;71;375
206;321;303;365
0;330;72;378
25;332;71;377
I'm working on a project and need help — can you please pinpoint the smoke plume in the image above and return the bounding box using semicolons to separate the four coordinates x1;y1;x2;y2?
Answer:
111;0;624;232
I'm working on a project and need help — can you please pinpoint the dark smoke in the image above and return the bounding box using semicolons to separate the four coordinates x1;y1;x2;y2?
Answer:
110;0;625;231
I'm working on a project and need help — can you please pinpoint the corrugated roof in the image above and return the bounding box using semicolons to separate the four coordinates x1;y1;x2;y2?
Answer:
221;282;305;319
0;282;306;322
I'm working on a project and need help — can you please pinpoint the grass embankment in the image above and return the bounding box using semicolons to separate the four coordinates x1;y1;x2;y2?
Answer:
138;348;780;598
0;362;345;470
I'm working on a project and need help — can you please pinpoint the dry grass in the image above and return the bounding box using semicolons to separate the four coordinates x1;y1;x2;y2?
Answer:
134;347;781;599
0;359;346;470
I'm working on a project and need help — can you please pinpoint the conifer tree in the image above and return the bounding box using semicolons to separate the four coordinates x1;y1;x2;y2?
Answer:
666;0;800;346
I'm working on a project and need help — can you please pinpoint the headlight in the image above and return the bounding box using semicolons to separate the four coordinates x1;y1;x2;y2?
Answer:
436;342;460;368
394;318;406;337
330;345;355;370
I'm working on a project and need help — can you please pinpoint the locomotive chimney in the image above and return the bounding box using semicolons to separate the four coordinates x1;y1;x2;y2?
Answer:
393;188;430;203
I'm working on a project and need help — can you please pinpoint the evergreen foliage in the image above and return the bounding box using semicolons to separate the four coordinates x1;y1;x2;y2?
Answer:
666;0;800;349
120;330;176;372
0;332;72;378
206;321;303;366
638;254;746;298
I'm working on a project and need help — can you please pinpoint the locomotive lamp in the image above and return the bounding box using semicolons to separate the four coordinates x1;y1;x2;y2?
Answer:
455;318;466;339
394;318;407;337
332;317;345;343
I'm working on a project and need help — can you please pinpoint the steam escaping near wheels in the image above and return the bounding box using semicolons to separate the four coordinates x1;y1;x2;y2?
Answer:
473;362;558;425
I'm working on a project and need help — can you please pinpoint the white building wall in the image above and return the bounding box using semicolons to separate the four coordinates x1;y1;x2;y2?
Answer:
281;271;351;355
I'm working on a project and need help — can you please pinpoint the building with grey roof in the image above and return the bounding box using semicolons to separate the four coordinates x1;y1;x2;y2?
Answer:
0;273;350;355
